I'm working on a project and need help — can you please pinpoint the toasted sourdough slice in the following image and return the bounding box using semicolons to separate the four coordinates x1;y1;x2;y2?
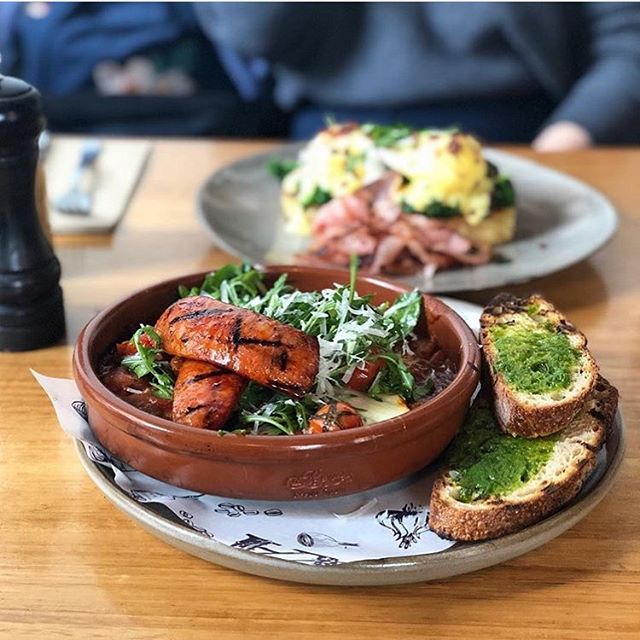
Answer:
429;377;618;542
480;293;598;437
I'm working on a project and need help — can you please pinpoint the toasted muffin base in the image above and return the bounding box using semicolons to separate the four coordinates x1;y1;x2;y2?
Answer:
444;207;516;247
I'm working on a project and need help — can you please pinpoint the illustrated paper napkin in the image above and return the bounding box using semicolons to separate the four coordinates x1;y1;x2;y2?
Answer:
35;372;456;565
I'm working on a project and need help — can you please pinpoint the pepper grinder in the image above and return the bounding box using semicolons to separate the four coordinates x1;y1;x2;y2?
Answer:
0;74;65;350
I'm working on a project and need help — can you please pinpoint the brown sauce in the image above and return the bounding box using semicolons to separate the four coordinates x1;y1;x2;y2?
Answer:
99;351;173;420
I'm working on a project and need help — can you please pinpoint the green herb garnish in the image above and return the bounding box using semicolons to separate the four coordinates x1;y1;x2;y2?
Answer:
121;325;174;399
449;406;558;502
491;175;515;209
301;186;332;209
239;383;321;435
267;158;299;180
361;123;413;147
178;263;268;303
402;199;461;219
383;290;422;338
490;324;580;395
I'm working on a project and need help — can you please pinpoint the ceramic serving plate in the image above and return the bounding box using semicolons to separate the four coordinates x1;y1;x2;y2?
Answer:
196;145;618;293
75;410;624;586
72;298;625;585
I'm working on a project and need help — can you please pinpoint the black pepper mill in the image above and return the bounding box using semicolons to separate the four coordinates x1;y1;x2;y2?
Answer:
0;74;65;350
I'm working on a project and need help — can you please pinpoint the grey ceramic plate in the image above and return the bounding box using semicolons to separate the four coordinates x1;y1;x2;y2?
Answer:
75;411;624;585
196;145;618;293
74;295;624;585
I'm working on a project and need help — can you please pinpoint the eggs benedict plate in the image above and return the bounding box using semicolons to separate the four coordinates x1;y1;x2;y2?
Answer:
274;123;516;277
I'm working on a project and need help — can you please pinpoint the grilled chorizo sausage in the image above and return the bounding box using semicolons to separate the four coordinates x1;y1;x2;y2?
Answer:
172;358;246;429
155;296;319;397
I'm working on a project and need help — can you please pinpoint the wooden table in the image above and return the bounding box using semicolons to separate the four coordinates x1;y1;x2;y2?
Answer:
1;141;638;639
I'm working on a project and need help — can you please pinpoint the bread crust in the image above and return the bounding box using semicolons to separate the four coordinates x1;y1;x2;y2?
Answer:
481;293;598;437
428;378;618;542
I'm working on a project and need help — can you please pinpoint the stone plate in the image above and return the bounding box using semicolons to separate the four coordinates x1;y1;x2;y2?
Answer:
74;297;625;585
196;145;618;293
74;411;624;585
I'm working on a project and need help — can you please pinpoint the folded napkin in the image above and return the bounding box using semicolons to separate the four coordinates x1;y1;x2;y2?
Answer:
44;138;151;235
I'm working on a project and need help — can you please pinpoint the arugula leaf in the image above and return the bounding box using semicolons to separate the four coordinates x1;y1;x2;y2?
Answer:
179;263;268;303
348;254;358;305
383;290;422;338
413;377;435;401
368;352;416;400
267;158;299;181
121;325;174;399
239;383;320;435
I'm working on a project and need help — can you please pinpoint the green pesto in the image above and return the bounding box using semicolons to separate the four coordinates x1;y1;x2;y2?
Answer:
490;323;580;395
449;407;558;503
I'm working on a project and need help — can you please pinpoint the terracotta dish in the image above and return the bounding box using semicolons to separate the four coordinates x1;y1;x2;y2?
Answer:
73;266;480;500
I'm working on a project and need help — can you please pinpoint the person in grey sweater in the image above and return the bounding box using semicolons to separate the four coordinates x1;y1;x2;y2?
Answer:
197;2;640;148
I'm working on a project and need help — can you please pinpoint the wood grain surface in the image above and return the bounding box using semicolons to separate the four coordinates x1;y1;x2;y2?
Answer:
1;140;638;639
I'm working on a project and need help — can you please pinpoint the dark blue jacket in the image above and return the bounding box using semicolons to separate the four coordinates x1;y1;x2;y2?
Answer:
1;2;197;94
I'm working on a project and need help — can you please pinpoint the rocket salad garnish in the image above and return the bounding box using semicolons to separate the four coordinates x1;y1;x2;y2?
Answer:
115;262;450;435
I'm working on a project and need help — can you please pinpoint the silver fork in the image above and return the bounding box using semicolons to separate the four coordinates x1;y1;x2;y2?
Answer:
54;139;102;215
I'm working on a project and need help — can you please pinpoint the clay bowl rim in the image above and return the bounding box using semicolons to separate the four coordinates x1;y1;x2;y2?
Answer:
73;265;481;454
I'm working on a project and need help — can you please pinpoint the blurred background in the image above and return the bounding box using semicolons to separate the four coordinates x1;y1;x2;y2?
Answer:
1;1;639;148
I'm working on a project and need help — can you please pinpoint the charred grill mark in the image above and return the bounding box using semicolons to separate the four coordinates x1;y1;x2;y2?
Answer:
556;319;577;335
188;370;226;384
576;439;599;454
231;316;243;346
185;403;208;415
156;296;319;397
168;308;231;325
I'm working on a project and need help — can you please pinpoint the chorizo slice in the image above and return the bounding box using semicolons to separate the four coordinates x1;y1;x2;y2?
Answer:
155;296;319;397
172;358;246;430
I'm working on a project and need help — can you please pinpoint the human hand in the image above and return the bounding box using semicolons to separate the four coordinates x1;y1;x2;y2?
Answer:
532;121;592;152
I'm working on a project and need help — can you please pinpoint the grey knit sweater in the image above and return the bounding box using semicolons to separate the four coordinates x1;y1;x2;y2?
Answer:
198;2;640;143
